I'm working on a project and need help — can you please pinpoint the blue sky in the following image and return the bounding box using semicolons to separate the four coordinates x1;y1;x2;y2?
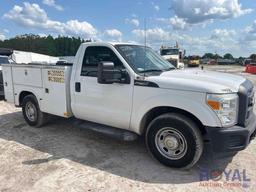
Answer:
0;0;256;57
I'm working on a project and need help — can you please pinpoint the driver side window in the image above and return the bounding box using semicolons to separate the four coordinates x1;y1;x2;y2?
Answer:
81;46;124;77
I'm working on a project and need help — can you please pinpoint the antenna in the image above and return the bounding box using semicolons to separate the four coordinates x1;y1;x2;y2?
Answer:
143;18;147;77
144;18;147;47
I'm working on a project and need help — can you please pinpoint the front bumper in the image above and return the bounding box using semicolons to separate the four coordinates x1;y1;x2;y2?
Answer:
205;113;256;153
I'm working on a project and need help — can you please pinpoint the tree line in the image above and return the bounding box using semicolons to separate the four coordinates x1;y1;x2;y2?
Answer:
187;53;256;60
0;34;86;56
1;34;256;60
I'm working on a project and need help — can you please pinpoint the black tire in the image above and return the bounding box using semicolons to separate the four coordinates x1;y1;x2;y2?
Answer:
22;95;48;127
146;113;203;169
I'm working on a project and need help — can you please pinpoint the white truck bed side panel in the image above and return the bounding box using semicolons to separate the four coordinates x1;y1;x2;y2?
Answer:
2;65;14;103
13;85;43;107
3;64;72;118
40;66;72;117
12;67;43;87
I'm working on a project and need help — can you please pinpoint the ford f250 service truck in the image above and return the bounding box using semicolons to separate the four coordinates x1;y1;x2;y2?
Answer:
2;42;256;168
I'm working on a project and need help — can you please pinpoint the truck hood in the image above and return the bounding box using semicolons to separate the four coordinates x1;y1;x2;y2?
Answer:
146;69;246;93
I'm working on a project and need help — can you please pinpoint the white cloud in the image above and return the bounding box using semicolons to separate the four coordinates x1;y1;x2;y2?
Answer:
132;28;182;44
0;28;8;40
244;20;256;34
169;16;187;30
3;2;97;38
126;18;140;27
154;5;160;11
131;27;243;56
104;29;122;42
170;0;253;24
131;19;140;27
194;8;201;14
0;33;5;41
240;20;256;47
104;29;122;38
3;29;9;33
42;0;63;11
38;33;47;37
211;29;236;39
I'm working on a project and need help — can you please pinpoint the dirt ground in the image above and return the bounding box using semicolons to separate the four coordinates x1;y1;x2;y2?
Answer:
0;65;255;192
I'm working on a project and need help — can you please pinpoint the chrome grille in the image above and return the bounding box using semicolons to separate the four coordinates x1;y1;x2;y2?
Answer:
238;80;254;127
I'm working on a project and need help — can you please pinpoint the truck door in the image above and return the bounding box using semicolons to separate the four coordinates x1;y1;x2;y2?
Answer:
72;46;133;130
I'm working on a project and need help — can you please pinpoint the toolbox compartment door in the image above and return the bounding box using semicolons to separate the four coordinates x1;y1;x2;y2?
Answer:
12;67;42;87
2;65;14;103
40;67;72;117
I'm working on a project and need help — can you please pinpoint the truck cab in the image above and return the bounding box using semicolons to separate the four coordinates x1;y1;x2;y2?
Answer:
2;42;256;169
160;46;185;69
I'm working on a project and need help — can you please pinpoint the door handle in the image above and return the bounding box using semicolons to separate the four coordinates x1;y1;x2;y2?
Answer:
75;82;81;92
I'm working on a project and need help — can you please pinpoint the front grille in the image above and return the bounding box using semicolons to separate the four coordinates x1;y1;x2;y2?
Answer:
238;80;254;127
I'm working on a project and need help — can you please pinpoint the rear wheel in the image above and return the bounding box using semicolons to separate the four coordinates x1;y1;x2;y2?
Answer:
22;95;48;127
146;113;203;169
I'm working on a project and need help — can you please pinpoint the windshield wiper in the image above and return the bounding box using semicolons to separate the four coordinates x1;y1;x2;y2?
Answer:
140;69;163;73
164;67;176;71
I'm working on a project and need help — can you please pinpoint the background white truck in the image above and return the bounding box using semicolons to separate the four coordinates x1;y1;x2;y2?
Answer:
0;48;13;96
160;45;185;69
0;56;9;96
2;42;256;168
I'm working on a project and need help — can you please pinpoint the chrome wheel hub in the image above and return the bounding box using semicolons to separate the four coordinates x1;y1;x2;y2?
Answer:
155;128;187;160
25;102;37;122
164;136;179;150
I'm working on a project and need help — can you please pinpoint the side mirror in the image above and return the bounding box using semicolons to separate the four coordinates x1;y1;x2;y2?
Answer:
97;62;130;84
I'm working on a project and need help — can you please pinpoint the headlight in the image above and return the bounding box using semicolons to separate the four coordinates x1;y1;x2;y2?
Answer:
206;93;238;127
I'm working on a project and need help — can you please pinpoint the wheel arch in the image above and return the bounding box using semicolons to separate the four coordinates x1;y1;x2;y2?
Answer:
139;106;207;136
19;91;36;106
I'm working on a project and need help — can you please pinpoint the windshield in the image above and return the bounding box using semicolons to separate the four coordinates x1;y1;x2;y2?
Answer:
0;57;9;65
160;48;179;56
116;45;175;74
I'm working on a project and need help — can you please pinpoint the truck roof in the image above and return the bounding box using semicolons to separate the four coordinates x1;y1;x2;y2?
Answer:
81;42;144;47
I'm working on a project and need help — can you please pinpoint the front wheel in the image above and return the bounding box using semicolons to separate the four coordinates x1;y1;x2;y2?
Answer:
146;113;203;169
22;95;48;127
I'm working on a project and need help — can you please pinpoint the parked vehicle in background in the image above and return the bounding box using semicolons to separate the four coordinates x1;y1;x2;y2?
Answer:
188;55;200;67
2;42;256;169
11;50;59;64
243;59;256;66
244;59;256;74
201;59;217;65
208;59;217;65
217;58;236;65
160;45;185;69
0;48;13;96
0;56;9;96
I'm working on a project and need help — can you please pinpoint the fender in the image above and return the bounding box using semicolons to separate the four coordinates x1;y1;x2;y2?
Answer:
130;89;221;134
15;86;43;108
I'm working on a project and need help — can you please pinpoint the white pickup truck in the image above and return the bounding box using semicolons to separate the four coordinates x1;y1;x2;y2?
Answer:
2;42;256;168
